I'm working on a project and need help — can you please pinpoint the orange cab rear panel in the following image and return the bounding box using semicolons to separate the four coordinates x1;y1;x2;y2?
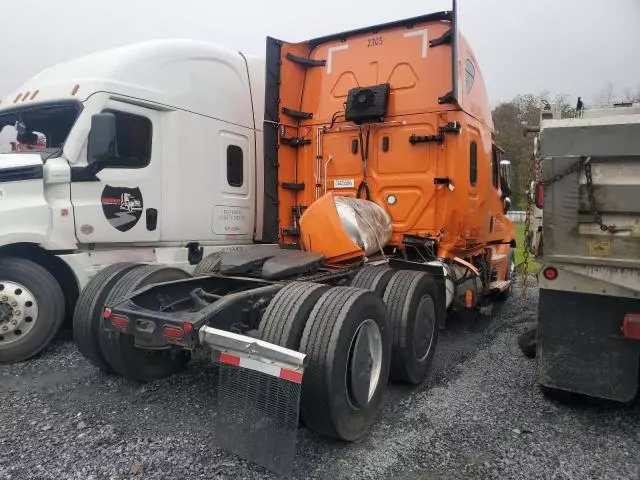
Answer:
263;10;514;262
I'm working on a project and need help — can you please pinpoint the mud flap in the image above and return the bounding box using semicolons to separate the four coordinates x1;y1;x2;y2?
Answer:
199;327;306;477
538;288;640;402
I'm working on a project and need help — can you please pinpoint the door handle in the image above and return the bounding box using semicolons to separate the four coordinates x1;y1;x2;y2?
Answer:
146;208;158;231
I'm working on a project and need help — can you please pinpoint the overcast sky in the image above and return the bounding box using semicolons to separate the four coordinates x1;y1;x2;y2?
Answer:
0;0;639;106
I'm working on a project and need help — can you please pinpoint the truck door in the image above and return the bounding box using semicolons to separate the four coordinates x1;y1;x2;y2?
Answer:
71;101;162;244
212;131;254;240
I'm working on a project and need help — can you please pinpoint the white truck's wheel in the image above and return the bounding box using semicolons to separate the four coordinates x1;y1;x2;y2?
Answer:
299;286;391;441
192;252;224;276
0;258;65;363
100;265;192;382
73;262;141;372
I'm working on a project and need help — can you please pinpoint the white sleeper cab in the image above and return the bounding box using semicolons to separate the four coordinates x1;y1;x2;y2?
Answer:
0;40;268;363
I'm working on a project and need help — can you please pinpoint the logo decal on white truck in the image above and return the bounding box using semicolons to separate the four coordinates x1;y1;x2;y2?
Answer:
101;186;144;232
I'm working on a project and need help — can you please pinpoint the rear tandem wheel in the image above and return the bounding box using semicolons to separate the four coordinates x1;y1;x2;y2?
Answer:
73;262;141;372
99;265;192;382
383;270;442;385
299;286;391;441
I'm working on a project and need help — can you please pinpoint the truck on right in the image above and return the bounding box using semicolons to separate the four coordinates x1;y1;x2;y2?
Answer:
531;101;640;402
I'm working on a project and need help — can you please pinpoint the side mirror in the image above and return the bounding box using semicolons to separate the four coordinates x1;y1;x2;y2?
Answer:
499;159;512;197
503;197;512;213
88;113;117;165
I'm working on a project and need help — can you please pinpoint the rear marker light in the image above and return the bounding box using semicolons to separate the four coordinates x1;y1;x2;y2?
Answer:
543;267;558;280
623;314;640;340
465;289;473;308
103;308;112;319
163;326;184;339
183;322;193;333
111;314;129;329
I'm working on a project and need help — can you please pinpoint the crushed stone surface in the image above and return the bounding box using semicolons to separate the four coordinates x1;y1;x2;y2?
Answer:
1;284;638;479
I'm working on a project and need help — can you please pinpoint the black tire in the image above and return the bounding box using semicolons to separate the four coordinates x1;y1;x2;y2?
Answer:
383;270;441;384
0;258;65;363
350;265;394;297
193;252;224;276
73;262;140;372
299;286;391;441
100;266;192;382
258;282;330;349
518;322;537;359
496;250;515;302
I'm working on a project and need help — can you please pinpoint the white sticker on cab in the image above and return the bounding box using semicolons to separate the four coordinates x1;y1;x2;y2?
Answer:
334;179;355;189
213;206;250;235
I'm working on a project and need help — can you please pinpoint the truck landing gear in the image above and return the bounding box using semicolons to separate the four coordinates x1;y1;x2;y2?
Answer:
0;258;65;363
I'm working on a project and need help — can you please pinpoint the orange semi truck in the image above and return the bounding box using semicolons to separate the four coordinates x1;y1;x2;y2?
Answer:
73;3;515;474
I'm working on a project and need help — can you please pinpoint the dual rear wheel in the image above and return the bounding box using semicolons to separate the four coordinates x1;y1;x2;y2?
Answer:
258;266;442;441
74;263;192;382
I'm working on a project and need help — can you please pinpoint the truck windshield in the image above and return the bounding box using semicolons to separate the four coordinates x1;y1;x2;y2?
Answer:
0;101;82;159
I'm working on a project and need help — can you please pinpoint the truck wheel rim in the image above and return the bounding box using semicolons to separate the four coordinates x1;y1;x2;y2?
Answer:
347;319;383;409
0;281;38;346
413;296;436;361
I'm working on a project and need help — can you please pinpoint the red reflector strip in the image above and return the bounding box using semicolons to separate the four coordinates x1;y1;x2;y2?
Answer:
217;352;304;384
279;368;303;384
111;314;129;329
623;314;640;340
219;352;241;366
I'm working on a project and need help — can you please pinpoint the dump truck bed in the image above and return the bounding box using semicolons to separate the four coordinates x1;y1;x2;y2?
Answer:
540;110;640;271
536;105;640;402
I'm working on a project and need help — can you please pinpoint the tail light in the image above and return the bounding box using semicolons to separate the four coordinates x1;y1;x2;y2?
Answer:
163;326;184;339
623;314;640;340
535;183;544;209
111;314;130;329
543;267;558;280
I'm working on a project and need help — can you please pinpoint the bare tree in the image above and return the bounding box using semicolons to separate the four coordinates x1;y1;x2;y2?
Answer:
595;82;615;107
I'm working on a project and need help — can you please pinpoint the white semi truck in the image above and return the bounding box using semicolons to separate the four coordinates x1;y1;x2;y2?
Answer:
0;40;272;363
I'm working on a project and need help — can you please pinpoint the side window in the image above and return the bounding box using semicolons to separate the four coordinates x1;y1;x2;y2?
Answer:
470;141;478;187
492;146;500;188
102;110;152;168
465;59;475;94
227;145;244;187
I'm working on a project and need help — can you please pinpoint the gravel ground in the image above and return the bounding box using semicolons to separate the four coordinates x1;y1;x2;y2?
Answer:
1;283;639;480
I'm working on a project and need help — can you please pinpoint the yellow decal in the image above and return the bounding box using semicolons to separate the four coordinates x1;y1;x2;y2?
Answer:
587;239;611;256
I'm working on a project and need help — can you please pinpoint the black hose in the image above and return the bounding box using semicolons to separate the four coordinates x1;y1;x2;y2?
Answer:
357;180;371;200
